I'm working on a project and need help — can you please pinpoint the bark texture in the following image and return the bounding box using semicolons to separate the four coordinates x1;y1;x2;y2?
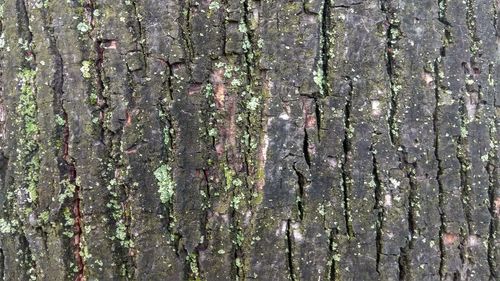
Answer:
0;0;498;280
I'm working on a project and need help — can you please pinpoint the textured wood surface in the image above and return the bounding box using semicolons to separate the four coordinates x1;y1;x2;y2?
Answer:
0;0;498;280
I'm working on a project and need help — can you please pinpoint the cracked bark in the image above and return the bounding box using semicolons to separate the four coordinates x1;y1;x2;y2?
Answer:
0;0;497;280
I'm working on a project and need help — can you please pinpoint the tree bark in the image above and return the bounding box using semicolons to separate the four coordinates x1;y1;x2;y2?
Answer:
0;0;498;280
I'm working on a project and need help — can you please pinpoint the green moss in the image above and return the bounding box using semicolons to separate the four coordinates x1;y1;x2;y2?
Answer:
154;164;175;204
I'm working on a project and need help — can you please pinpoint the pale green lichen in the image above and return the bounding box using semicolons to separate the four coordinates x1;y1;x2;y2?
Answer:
38;211;49;224
208;1;220;10
204;83;214;98
247;97;259;110
55;114;65;126
0;33;5;49
231;193;244;210
77;22;90;33
481;154;489;162
105;177;134;248
80;60;92;79
34;0;49;9
208;128;217;137
313;69;324;95
89;90;98;105
232;178;243;187
231;78;242;87
317;204;326;216
0;218;14;234
154;164;175;204
223;164;235;191
17;69;40;204
235;257;243;268
58;179;76;203
186;253;200;280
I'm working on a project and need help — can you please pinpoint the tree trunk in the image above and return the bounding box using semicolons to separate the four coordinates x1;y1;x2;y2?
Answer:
0;0;498;280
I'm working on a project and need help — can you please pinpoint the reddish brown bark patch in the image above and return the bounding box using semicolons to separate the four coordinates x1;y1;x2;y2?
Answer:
494;197;500;217
211;69;226;108
443;233;459;246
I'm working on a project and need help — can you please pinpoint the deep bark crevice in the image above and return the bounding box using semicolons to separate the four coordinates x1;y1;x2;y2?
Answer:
286;219;297;281
381;0;401;147
371;144;383;274
341;76;353;237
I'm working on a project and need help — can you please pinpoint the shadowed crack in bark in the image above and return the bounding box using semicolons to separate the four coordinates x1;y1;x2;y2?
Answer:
381;0;402;147
341;76;353;237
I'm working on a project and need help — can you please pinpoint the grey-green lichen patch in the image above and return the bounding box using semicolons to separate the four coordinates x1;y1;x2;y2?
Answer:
0;218;15;234
186;253;201;280
34;0;50;9
231;193;244;210
58;179;76;203
62;207;75;237
80;60;92;79
105;177;134;248
208;1;220;11
154;164;175;204
38;211;49;224
16;69;41;204
77;22;90;33
223;164;235;191
55;114;66;126
247;96;259;111
313;68;324;95
0;33;5;50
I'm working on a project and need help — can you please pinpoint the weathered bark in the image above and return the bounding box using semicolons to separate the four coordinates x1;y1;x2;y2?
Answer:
0;0;498;280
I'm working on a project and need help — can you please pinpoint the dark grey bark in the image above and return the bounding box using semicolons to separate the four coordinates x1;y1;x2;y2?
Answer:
0;0;498;280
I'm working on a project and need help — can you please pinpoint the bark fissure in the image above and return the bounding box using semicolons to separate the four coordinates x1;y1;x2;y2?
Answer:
433;57;447;280
341;77;353;237
371;144;383;274
486;121;498;278
381;1;401;147
457;90;473;236
302;128;312;169
328;228;338;281
179;0;194;68
293;164;306;221
130;0;148;67
400;151;417;279
319;0;330;97
286;219;296;281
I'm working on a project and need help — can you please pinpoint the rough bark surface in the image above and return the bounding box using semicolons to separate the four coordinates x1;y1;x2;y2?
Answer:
0;0;498;280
